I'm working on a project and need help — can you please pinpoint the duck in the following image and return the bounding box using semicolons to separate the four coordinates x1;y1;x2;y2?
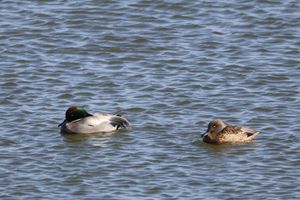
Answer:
58;106;131;134
201;119;259;144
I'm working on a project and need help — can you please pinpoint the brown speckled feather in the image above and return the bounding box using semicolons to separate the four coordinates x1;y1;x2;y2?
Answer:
221;126;242;135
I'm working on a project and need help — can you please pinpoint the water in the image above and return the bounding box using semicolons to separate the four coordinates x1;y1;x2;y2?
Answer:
1;0;300;199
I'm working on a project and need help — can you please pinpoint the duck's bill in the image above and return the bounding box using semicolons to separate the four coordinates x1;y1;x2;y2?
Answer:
58;119;67;127
201;132;208;138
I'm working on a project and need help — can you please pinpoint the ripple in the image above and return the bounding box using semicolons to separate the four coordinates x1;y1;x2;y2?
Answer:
0;0;300;199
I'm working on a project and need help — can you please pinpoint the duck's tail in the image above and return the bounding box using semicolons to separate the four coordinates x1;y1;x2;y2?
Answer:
245;131;259;137
110;116;131;130
243;130;260;141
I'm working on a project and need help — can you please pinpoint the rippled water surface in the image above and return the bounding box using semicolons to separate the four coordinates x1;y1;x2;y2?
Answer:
1;0;300;199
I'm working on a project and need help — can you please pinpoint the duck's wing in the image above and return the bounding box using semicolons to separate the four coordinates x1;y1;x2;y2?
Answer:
218;125;258;143
65;113;131;134
222;126;258;136
83;114;111;126
221;126;243;135
87;113;130;131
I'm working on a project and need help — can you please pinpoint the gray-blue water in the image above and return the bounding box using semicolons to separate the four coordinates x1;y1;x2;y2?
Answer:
1;0;300;199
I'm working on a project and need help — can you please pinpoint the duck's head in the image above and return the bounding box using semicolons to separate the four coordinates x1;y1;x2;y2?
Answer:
201;119;226;143
58;106;93;127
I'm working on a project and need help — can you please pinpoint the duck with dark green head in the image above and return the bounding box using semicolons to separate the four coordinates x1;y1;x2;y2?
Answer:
58;106;131;134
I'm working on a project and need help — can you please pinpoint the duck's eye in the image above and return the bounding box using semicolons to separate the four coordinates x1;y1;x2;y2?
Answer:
212;125;216;128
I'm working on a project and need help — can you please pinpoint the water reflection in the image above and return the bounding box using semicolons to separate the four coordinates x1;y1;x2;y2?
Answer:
193;139;259;155
62;132;112;145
